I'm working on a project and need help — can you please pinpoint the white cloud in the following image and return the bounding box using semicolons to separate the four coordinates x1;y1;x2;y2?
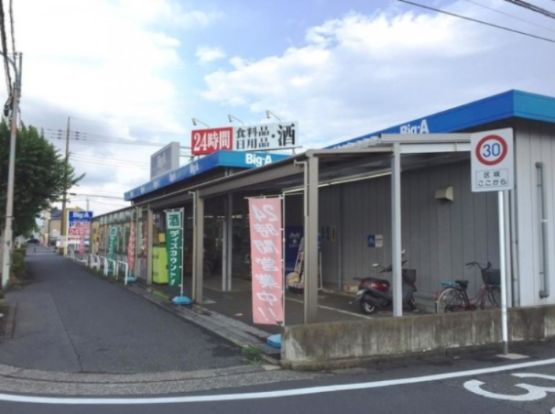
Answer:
6;0;219;215
196;46;227;63
201;3;555;148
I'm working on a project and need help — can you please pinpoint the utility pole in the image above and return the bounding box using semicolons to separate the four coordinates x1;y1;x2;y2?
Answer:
1;52;22;289
61;117;70;256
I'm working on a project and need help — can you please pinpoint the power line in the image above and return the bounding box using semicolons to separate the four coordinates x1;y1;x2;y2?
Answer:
462;0;555;34
397;0;555;44
8;0;15;54
43;128;172;148
70;151;146;166
502;0;555;20
70;193;124;200
0;0;12;98
69;156;143;170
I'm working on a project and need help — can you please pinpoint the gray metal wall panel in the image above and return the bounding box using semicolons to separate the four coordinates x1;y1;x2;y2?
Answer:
319;185;341;288
319;161;499;298
515;121;555;306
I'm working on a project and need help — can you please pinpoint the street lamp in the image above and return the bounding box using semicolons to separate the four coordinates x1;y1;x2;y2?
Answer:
1;52;22;289
265;110;282;122
191;117;210;128
227;114;245;124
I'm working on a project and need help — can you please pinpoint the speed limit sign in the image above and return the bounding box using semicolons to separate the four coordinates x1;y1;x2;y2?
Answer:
471;128;513;192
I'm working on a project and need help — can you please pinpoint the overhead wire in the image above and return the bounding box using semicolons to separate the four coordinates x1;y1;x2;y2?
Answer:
396;0;555;44
0;0;12;102
502;0;555;20
461;0;555;33
8;0;14;54
43;128;171;148
68;156;143;170
70;151;145;166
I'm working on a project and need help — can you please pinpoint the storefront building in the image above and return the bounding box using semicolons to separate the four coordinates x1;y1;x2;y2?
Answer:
95;89;555;324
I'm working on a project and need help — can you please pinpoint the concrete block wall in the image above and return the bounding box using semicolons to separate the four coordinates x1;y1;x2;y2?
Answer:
282;305;555;369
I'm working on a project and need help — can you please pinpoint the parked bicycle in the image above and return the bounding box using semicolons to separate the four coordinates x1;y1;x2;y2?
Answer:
435;261;500;313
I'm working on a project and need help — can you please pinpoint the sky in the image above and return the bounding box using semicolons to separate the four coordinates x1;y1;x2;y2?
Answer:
3;0;555;215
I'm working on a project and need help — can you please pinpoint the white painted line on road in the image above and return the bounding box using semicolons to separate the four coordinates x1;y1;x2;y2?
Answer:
285;297;373;319
1;357;555;405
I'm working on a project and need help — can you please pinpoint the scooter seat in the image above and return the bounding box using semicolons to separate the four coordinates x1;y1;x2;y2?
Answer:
368;277;390;285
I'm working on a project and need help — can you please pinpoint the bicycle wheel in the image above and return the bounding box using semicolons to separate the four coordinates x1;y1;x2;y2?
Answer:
485;285;501;308
436;287;466;313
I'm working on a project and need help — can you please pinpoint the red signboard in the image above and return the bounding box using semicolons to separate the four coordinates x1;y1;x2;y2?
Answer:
248;197;284;325
191;127;233;155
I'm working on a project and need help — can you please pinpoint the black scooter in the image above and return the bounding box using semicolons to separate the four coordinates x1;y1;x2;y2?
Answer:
355;257;417;315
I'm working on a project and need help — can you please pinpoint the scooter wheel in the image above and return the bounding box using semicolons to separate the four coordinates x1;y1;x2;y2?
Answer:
359;295;378;314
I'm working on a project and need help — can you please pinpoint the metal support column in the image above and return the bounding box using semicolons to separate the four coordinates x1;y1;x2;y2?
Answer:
499;191;509;354
304;154;319;323
192;191;205;303
221;193;233;292
146;208;153;285
391;143;403;317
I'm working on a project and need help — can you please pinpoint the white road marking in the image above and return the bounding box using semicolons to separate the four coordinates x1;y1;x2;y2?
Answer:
1;357;555;405
285;297;373;319
464;372;555;401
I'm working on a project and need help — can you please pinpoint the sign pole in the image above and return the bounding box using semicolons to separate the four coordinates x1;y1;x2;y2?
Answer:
470;128;514;355
498;190;509;354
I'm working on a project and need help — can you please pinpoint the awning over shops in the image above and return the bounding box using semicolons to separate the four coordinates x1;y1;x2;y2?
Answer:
125;150;289;201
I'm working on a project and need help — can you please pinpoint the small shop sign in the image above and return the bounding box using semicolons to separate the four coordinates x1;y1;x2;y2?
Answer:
107;226;118;274
165;209;183;287
191;127;233;155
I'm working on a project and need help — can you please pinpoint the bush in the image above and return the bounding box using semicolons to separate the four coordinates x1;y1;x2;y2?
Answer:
10;247;27;280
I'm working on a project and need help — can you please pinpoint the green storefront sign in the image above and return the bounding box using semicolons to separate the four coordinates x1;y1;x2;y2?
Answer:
107;226;118;275
165;209;183;287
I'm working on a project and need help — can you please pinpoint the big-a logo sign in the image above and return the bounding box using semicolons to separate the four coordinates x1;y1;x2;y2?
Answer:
245;153;274;167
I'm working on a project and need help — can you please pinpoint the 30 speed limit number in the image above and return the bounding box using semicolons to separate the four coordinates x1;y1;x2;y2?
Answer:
471;128;514;192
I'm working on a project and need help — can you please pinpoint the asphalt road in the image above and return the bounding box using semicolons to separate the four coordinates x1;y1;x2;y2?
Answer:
2;350;555;413
3;246;555;414
0;246;246;373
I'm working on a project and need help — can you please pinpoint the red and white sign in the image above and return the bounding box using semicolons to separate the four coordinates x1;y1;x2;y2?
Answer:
248;197;284;325
191;127;233;155
471;128;514;192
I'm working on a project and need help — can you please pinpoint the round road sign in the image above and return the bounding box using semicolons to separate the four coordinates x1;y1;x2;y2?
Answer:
475;134;508;166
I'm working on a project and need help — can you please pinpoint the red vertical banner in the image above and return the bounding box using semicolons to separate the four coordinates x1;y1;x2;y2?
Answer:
127;219;136;273
248;197;284;325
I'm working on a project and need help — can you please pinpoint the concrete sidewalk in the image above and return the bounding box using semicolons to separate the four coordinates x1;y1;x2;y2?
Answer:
0;246;247;374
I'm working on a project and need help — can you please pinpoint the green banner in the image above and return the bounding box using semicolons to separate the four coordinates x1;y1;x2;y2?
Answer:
107;226;118;275
165;209;183;287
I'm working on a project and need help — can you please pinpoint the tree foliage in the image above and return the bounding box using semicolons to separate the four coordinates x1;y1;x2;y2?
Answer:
0;121;82;236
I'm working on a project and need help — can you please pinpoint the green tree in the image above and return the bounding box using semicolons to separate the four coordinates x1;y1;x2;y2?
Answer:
0;121;82;236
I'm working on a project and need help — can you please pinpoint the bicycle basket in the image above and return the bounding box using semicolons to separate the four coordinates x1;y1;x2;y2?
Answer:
482;268;500;286
402;269;416;284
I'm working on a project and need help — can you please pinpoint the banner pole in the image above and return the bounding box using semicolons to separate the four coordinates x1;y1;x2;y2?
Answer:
180;208;185;297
